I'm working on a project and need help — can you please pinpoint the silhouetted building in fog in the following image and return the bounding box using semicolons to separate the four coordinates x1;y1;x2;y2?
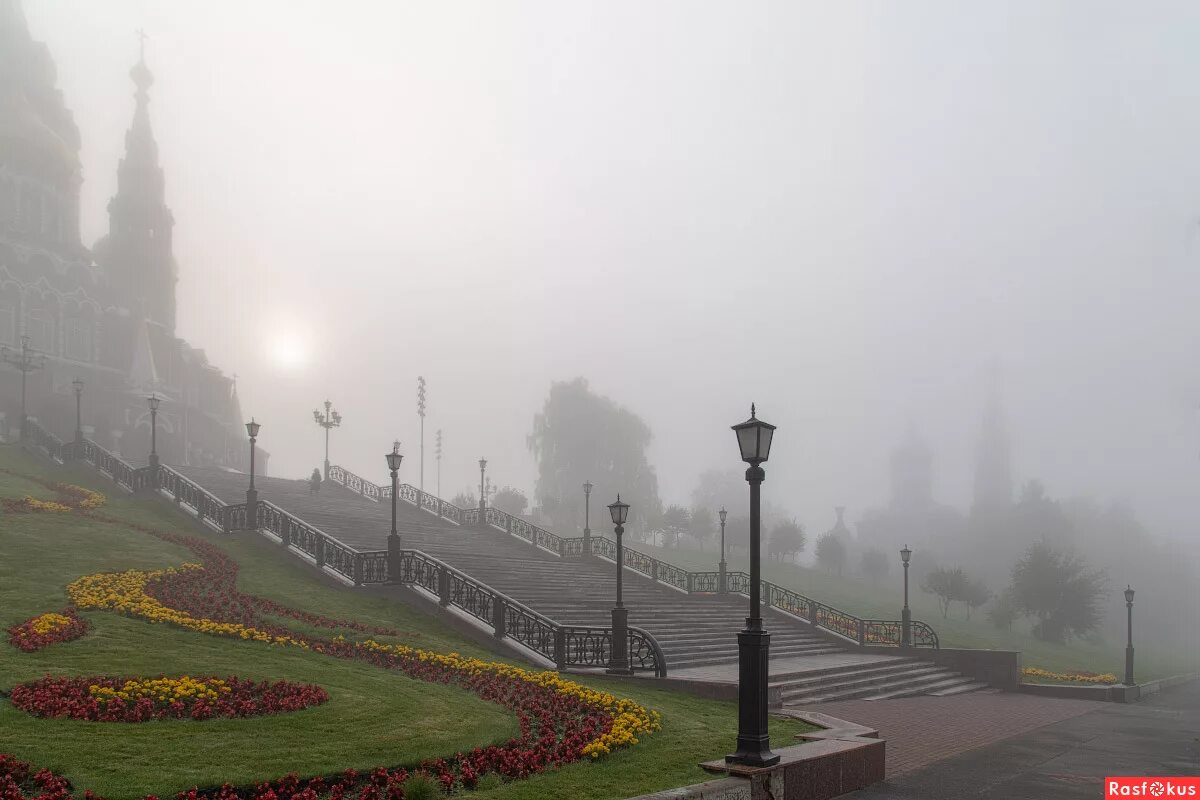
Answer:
857;426;964;555
971;371;1013;513
0;1;258;470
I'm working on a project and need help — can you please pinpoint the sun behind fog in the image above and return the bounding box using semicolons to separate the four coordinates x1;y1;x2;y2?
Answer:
267;331;310;371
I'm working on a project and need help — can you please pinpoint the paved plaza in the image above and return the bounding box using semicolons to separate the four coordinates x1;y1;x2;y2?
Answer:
832;682;1199;799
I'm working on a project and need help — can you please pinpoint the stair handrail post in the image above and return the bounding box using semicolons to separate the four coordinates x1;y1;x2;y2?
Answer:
857;618;866;647
438;565;451;607
554;627;567;671
492;594;507;638
315;535;326;569
352;554;364;586
280;516;291;549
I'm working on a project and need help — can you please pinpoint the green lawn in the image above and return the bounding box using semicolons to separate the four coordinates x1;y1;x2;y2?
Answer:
0;445;811;800
625;539;1196;681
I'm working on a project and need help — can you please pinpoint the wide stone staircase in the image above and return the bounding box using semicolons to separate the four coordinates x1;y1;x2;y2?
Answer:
166;465;988;703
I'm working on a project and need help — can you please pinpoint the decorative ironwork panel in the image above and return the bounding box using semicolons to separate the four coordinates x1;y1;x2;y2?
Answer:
561;537;586;558
562;626;610;668
291;523;320;559
225;503;249;531
655;560;689;591
863;620;901;647
765;582;810;618
506;606;557;660
157;465;227;524
726;571;751;595
440;503;461;524
461;508;479;527
399;484;418;506
623;547;655;578
360;551;389;583
813;602;861;642
323;537;357;581
628;627;668;677
24;420;63;461
910;620;939;649
399;551;440;595
419;491;440;516
690;571;721;593
591;536;617;562
448;572;495;624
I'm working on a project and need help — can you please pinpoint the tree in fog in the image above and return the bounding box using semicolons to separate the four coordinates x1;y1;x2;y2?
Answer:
815;532;847;576
451;490;476;509
688;505;715;549
767;519;805;562
860;548;890;582
527;378;661;532
987;587;1019;631
961;578;990;621
1008;543;1107;643
492;486;528;517
660;505;690;548
921;566;969;618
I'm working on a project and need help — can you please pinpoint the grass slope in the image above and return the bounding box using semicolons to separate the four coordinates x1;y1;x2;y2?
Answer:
0;446;810;800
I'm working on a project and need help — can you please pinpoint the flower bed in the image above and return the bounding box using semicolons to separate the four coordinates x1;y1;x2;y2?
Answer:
11;675;329;722
7;608;91;652
1021;667;1118;685
56;512;661;793
0;473;106;513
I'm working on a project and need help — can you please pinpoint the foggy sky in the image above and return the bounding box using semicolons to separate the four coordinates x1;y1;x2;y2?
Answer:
25;1;1200;542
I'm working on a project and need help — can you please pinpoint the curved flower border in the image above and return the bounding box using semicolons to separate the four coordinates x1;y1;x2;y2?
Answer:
7;608;91;652
11;675;329;722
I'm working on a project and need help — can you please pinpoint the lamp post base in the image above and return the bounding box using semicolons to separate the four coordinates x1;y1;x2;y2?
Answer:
726;625;779;767
607;606;633;675
244;489;258;529
1125;645;1134;686
901;607;912;648
387;534;403;583
719;560;728;593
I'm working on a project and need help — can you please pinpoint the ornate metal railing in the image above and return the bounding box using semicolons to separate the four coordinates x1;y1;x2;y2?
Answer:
73;437;154;493
585;539;938;649
328;464;461;524
22;418;66;462
158;464;228;528
393;549;667;676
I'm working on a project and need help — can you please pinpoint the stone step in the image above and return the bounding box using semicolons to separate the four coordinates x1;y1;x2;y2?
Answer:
787;669;973;705
779;664;948;701
863;674;983;701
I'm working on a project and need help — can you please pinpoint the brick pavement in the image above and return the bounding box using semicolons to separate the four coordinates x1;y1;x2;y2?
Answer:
805;691;1107;776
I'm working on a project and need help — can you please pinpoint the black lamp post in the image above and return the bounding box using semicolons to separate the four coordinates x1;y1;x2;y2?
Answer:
147;395;160;468
1;335;46;440
478;457;488;526
583;480;594;554
313;400;341;480
245;418;260;524
900;545;912;647
386;443;404;582
726;404;779;768
1124;585;1135;686
719;506;728;593
72;378;84;445
606;494;632;675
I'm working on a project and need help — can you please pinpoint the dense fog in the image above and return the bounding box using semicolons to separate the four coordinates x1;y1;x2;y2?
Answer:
20;1;1200;649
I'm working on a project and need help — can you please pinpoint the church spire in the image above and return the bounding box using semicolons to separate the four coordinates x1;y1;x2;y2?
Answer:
98;33;177;333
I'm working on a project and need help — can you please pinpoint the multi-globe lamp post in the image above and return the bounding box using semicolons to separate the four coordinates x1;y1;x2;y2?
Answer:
313;400;341;480
1124;585;1135;686
719;506;728;593
386;443;404;582
583;480;594;554
900;544;912;647
726;404;779;768
606;494;632;675
245;418;260;523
